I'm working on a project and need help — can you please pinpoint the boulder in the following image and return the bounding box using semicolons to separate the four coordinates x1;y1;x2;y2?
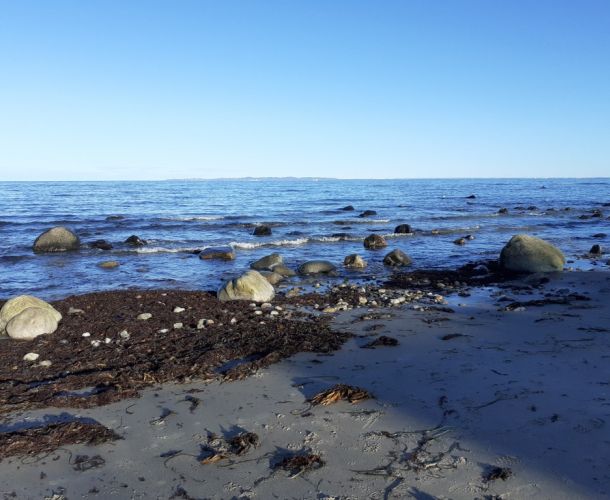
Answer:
199;246;236;261
453;237;466;246
91;239;113;250
272;264;297;277
341;205;355;211
499;234;565;273
251;253;283;271
5;307;59;340
344;254;367;268
383;249;412;267
364;234;387;249
590;244;603;256
466;194;476;199
253;225;272;236
125;235;147;246
298;260;337;275
33;227;80;253
498;208;509;215
106;215;125;221
394;224;412;234
259;270;285;285
0;295;62;336
358;210;377;218
217;270;275;302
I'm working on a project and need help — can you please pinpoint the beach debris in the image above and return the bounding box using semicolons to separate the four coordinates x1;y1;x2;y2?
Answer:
72;454;105;472
361;336;399;348
23;352;40;362
483;465;513;482
274;451;325;476
309;384;372;406
0;420;121;459
149;408;175;426
181;395;201;413
200;430;260;464
137;313;152;320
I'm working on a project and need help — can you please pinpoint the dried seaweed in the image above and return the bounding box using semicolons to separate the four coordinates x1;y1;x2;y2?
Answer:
361;336;399;348
309;384;372;406
483;465;513;482
275;453;325;476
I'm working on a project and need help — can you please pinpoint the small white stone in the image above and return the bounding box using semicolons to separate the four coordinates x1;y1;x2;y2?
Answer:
104;337;112;344
254;310;263;316
158;328;169;333
196;319;205;329
23;352;39;362
68;307;84;315
205;319;214;326
82;332;91;338
91;340;101;347
173;307;185;313
274;305;283;311
119;330;130;340
39;360;52;368
249;303;257;308
261;302;273;310
358;296;368;305
173;322;183;329
269;310;279;316
137;313;152;320
230;317;237;324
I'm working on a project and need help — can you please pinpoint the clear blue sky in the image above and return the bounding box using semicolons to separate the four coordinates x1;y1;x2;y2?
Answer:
0;0;608;180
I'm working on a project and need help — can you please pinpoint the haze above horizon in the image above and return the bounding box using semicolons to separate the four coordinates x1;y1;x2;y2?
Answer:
1;0;609;181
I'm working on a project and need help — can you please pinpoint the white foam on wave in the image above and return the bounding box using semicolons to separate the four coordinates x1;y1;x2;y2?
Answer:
135;246;202;254
160;216;225;222
230;238;310;249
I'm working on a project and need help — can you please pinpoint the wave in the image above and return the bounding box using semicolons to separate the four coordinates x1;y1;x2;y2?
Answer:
332;219;390;225
230;238;310;249
158;216;225;222
134;246;201;254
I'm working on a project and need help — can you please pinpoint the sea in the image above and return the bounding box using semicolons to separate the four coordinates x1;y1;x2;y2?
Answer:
1;178;608;300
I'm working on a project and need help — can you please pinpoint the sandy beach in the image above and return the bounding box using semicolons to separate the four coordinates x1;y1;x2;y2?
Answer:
1;268;609;499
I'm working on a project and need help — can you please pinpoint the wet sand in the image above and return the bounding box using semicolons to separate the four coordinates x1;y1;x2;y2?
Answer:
1;270;610;499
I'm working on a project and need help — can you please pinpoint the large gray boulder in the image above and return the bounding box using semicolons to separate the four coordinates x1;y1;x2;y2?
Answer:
199;246;236;261
33;227;80;253
251;253;283;271
0;295;62;334
344;254;367;268
6;307;59;340
499;234;565;273
364;234;387;249
383;249;412;267
298;260;337;275
217;270;275;302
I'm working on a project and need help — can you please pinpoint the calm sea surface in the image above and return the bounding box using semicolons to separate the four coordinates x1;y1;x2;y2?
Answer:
1;179;608;300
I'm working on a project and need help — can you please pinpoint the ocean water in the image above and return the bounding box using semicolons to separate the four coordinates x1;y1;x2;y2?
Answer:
0;179;608;300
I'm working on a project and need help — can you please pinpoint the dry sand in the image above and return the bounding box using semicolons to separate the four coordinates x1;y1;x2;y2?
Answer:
1;270;610;499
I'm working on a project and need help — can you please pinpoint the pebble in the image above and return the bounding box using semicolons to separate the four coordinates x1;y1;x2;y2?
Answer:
269;310;279;316
91;340;101;347
173;307;185;313
137;313;152;320
159;328;169;333
119;330;130;340
173;322;183;329
358;296;368;305
68;307;84;315
105;337;112;344
230;317;237;324
261;303;273;310
254;310;263;316
196;319;205;329
39;360;52;368
23;352;39;362
82;332;91;338
205;319;215;326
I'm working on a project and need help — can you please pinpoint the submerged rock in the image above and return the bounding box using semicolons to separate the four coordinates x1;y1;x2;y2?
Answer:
498;208;509;215
454;237;466;246
358;210;377;218
298;260;337;275
383;249;412;267
99;260;120;269
341;205;355;211
218;270;275;302
259;270;285;285
199;246;236;261
499;234;565;273
251;253;283;271
344;254;367;268
33;227;80;253
590;244;603;256
91;239;113;251
363;234;387;250
272;264;297;277
253;225;272;236
0;295;62;334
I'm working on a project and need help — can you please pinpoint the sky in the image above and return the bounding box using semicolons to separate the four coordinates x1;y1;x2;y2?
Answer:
0;0;609;180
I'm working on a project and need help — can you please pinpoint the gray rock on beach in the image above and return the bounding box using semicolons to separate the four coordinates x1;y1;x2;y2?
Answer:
364;234;387;249
344;254;367;268
500;234;565;273
383;249;412;267
217;270;275;302
0;295;62;340
33;226;80;253
251;253;283;271
199;246;236;261
298;260;337;275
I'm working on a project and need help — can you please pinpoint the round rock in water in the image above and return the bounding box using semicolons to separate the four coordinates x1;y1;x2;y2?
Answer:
590;244;603;256
298;260;337;275
91;239;113;250
271;264;297;277
0;295;62;334
99;260;120;269
259;270;285;285
199;246;236;261
6;307;59;340
341;205;355;211
33;226;80;253
251;253;283;271
363;234;387;250
344;254;367;268
383;249;413;267
218;270;275;302
358;210;377;218
500;234;565;273
253;225;272;236
394;224;412;234
125;235;147;246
